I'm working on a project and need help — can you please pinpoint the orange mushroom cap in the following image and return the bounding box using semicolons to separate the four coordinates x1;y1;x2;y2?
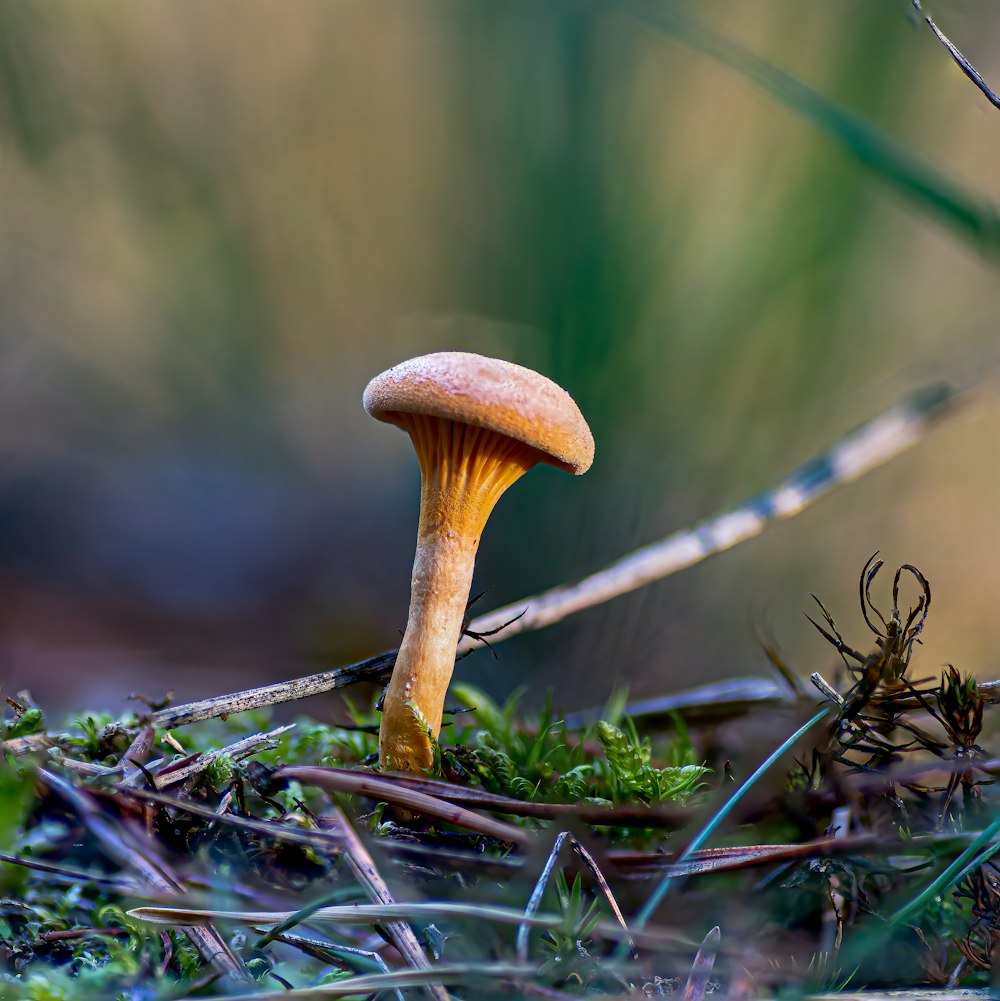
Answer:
363;351;594;475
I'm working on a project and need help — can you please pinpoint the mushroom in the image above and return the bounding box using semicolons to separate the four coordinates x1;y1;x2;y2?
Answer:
364;352;594;773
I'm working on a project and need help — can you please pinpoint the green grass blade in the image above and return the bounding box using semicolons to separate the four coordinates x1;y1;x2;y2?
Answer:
630;707;831;934
889;813;1000;927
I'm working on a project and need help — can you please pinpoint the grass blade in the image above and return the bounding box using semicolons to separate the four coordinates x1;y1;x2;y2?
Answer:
631;708;831;934
624;1;1000;256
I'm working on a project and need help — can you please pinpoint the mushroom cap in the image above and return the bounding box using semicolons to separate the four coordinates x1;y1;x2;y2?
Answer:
363;352;594;474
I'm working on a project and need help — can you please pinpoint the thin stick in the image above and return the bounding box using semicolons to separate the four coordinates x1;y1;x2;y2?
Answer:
810;673;845;707
454;384;956;653
516;831;569;964
515;831;637;966
275;765;530;847
152;726;294;790
323;803;449;1001
153;652;397;729
285;766;686;828
119;785;345;854
0;733;57;756
152;384;956;730
254;931;406;1001
170;964;547;1001
912;0;1000;111
0;852;137;890
128;901;683;949
570;836;637;961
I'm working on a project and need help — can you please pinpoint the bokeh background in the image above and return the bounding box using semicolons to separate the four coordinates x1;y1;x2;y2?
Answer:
1;0;998;720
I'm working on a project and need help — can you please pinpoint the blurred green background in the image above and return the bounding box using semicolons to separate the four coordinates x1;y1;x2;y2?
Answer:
0;0;997;717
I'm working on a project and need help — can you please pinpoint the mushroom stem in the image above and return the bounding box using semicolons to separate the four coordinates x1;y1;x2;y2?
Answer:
378;415;538;773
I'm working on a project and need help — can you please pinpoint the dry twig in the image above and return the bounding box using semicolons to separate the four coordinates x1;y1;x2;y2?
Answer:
128;901;683;949
303;766;686;828
322;803;449;1001
912;0;1000;111
275;765;531;846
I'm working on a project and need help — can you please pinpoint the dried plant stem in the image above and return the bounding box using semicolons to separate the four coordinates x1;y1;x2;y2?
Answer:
0;733;57;755
291;766;686;827
129;901;680;949
516;831;569;964
275;765;530;846
253;930;404;1001
911;0;1000;111
455;385;954;652
153;652;396;729
152;384;955;730
322;803;449;1001
151;725;293;790
516;831;637;965
171;964;550;1001
571;836;637;961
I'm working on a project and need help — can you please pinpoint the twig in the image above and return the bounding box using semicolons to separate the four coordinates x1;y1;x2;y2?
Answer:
169;964;546;1001
119;785;346;853
45;753;120;777
563;676;798;729
275;765;530;847
973;680;1000;704
307;766;687;828
516;831;569;964
37;927;129;942
1;733;57;756
120;727;155;786
912;0;1000;111
322;803;449;1001
571;836;637;960
152;651;396;729
0;852;136;890
516;832;637;966
810;673;846;707
152;726;294;790
253;929;405;1001
822;807;851;962
610;834;878;879
128;901;684;949
152;384;956;729
454;384;956;652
